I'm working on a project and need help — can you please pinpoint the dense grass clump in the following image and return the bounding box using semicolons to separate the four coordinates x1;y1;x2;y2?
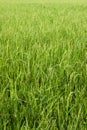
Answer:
0;1;87;130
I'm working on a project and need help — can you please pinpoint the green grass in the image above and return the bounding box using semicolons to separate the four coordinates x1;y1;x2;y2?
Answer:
0;1;87;130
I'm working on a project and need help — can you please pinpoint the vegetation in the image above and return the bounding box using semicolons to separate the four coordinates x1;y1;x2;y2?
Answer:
0;1;87;130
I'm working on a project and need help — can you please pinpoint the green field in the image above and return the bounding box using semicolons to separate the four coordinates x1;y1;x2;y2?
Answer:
0;0;87;130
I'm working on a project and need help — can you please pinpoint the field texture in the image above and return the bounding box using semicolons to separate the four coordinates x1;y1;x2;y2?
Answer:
0;1;87;130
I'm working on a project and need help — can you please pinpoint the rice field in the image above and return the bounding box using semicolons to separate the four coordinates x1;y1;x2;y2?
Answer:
0;0;87;130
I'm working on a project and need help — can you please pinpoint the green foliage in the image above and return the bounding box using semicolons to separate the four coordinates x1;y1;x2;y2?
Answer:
0;1;87;130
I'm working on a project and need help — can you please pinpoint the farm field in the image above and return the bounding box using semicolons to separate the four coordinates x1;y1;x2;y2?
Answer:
0;0;87;130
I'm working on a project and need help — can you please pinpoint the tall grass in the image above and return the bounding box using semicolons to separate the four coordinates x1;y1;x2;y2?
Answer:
0;1;87;130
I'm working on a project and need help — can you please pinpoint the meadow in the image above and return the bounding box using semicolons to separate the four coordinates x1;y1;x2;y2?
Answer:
0;0;87;130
